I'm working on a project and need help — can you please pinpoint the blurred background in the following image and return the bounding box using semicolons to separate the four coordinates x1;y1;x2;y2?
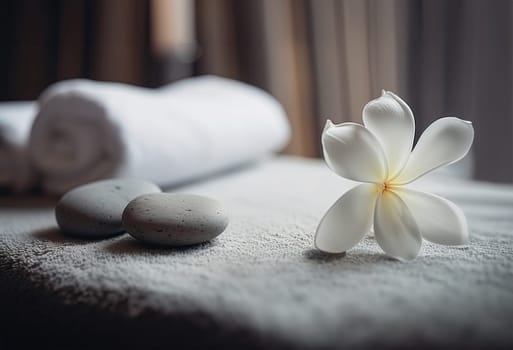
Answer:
1;0;512;182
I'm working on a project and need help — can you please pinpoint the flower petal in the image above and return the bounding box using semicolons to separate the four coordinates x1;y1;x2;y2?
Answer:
315;183;379;253
363;91;415;179
322;120;387;183
392;117;474;184
394;188;469;245
374;190;422;260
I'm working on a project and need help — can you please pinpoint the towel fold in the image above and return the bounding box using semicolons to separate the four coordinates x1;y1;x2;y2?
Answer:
29;76;290;194
0;102;37;192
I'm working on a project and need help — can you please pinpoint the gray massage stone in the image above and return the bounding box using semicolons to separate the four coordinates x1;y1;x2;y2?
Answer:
55;179;161;237
122;193;229;246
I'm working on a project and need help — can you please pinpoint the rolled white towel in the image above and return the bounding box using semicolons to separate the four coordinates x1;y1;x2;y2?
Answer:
0;102;38;192
30;76;290;194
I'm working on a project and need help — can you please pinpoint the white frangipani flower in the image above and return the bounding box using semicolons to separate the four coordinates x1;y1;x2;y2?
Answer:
315;90;474;261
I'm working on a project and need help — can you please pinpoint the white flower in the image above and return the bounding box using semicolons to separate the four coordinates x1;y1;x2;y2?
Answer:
315;90;474;261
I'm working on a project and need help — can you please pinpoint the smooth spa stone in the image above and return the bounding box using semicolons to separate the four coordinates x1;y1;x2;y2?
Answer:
55;179;161;237
122;193;229;246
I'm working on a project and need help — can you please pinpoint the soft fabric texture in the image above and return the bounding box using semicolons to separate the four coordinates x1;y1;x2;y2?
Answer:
0;101;37;192
29;76;290;194
0;156;511;349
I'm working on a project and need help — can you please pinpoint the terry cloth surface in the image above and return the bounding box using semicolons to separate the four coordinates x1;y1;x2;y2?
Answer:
0;156;512;349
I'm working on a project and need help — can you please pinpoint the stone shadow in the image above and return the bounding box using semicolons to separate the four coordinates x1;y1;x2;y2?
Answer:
31;226;116;245
302;248;395;265
104;236;216;255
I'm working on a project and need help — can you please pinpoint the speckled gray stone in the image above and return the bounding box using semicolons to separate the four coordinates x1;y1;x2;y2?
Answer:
55;179;161;237
122;193;229;246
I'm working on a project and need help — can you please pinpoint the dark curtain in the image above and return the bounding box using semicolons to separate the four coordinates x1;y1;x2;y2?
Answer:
409;0;513;182
0;0;195;101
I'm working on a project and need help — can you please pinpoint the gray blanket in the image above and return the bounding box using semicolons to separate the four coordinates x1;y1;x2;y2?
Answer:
1;156;512;349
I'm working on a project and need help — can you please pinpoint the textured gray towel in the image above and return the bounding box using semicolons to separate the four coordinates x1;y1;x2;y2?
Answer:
1;157;512;349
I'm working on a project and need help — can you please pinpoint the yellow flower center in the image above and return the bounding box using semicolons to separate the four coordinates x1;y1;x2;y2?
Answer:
382;182;392;193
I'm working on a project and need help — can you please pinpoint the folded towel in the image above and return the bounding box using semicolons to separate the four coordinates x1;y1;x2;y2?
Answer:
0;102;37;192
29;76;290;194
